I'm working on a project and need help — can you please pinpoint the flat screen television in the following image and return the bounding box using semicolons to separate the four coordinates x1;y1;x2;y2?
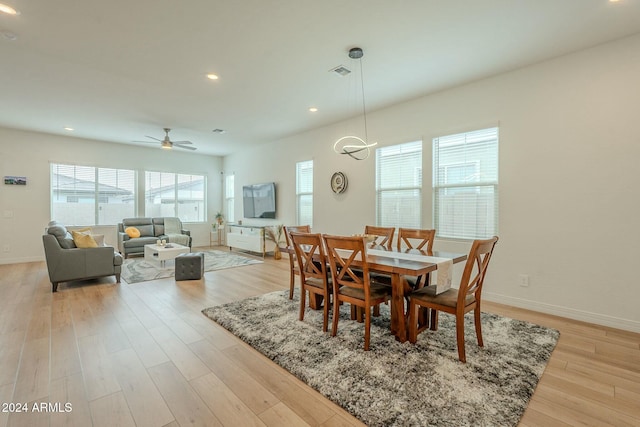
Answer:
243;182;276;219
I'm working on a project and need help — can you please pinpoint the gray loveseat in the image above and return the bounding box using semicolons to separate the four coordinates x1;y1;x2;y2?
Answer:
117;217;192;259
43;222;123;292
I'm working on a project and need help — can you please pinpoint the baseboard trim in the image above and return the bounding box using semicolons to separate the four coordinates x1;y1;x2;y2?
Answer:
0;256;44;265
484;292;640;334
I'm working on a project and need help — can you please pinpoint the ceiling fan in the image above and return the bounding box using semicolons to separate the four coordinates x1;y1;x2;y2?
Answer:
134;128;196;151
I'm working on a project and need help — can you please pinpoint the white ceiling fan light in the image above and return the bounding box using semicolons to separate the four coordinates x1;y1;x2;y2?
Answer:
0;3;20;15
134;128;197;151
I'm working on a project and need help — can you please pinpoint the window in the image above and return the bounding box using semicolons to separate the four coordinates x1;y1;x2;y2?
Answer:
433;127;498;239
145;172;205;222
50;163;135;225
376;141;422;228
225;174;235;223
296;160;313;226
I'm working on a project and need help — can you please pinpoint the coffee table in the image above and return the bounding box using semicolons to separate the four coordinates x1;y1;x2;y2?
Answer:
144;243;191;267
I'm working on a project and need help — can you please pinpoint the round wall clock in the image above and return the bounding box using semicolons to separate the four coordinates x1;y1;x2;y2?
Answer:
330;172;348;194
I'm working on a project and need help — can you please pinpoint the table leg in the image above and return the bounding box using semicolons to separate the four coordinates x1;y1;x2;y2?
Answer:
308;294;324;310
390;273;408;342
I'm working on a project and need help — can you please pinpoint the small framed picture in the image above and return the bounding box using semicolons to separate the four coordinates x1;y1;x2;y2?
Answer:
4;176;27;185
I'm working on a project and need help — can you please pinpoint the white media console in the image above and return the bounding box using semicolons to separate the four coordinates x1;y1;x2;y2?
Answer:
226;224;276;258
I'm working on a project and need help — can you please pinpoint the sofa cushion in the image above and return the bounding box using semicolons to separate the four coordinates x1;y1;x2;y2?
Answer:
153;218;165;236
136;224;154;237
47;224;76;249
122;218;152;227
71;230;98;248
122;236;158;249
92;234;105;246
125;227;141;238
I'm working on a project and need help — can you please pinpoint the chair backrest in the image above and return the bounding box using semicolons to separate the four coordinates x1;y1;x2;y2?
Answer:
397;228;435;253
290;232;327;284
323;234;371;294
283;225;311;246
363;226;395;250
458;236;499;304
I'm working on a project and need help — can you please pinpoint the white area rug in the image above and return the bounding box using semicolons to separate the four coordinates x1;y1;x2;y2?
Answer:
121;250;262;283
203;289;559;427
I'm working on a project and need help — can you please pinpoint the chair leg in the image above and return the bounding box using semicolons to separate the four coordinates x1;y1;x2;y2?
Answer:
331;296;340;336
408;302;418;344
373;305;380;317
474;308;483;347
456;314;466;363
430;309;439;331
299;287;306;321
289;270;295;299
115;273;121;283
52;282;58;292
322;293;330;332
364;306;371;351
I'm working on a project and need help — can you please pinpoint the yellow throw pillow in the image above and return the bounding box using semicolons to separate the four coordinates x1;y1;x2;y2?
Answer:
125;227;140;238
71;230;98;248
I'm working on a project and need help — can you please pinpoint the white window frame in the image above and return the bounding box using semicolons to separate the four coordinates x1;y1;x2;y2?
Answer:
144;171;206;222
225;174;235;223
375;141;422;228
433;127;499;240
296;160;313;227
50;163;136;226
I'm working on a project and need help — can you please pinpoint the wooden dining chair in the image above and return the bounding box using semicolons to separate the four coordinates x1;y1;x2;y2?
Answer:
397;228;436;290
408;236;498;363
290;232;332;331
323;234;392;350
397;228;435;252
364;225;395;250
283;225;311;299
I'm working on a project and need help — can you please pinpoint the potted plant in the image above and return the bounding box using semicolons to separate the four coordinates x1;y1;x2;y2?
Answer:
264;224;284;260
215;211;225;226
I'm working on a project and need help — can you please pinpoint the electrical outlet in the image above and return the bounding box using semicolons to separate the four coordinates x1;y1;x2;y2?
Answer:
518;274;529;287
2;244;10;253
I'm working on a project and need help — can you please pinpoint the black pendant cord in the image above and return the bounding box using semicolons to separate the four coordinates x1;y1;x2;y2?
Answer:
358;59;369;145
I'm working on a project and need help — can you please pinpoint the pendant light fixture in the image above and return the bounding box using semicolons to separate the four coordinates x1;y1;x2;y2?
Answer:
333;47;377;161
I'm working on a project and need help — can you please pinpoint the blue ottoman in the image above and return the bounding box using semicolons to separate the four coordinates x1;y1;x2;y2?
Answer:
175;252;205;281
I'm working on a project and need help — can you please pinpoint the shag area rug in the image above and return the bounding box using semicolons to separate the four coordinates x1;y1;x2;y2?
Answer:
202;290;559;427
121;249;262;283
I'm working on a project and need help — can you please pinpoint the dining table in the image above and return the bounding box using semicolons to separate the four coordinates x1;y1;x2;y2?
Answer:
284;242;467;343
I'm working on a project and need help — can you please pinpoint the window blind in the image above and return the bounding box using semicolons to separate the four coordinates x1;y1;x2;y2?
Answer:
376;141;422;228
50;163;135;226
433;127;499;239
225;174;235;223
145;171;205;222
296;160;313;227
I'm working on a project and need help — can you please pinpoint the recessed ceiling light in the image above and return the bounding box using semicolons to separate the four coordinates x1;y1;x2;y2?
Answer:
0;3;20;15
309;107;318;112
64;127;74;131
212;128;226;134
206;73;219;80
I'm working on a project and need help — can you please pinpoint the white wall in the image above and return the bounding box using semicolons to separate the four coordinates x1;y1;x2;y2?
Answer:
224;34;640;332
0;128;223;263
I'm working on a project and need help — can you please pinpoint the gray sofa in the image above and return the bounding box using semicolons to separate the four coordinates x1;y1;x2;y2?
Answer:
117;217;192;258
43;222;123;292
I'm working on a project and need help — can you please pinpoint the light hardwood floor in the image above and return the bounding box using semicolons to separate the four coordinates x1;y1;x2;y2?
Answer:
0;247;638;427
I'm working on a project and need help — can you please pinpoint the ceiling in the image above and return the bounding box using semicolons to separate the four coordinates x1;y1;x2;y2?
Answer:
1;0;639;156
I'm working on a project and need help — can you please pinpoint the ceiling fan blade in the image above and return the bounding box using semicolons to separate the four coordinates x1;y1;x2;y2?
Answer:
171;140;192;144
175;144;197;151
145;135;163;142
